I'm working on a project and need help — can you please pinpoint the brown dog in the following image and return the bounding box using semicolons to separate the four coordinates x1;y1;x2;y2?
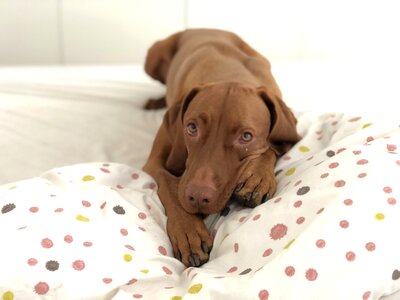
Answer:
143;29;300;267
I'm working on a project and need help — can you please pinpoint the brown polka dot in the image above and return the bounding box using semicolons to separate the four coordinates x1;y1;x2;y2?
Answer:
239;268;252;275
297;186;310;195
393;269;400;280
1;203;16;214
113;205;125;215
326;150;335;157
45;260;59;271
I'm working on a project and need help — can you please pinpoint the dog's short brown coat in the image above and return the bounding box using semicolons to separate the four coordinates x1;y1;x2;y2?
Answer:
143;29;300;267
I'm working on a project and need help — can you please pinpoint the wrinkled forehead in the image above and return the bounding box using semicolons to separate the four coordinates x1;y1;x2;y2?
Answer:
184;85;271;128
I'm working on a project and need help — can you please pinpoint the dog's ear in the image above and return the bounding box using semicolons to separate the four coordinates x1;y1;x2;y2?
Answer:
144;32;181;84
257;87;301;155
163;87;201;175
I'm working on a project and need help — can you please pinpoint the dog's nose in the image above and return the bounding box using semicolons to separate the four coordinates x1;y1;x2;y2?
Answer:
185;183;217;211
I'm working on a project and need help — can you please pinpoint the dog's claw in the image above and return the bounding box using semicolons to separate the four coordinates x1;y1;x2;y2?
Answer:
201;241;210;253
262;193;270;203
189;254;201;267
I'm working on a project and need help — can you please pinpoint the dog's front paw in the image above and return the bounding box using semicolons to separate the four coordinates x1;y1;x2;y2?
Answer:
167;212;212;267
232;155;277;208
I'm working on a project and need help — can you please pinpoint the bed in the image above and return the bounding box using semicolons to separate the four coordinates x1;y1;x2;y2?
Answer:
0;63;399;300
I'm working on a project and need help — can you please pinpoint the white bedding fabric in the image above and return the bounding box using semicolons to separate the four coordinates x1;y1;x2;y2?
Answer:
0;64;400;299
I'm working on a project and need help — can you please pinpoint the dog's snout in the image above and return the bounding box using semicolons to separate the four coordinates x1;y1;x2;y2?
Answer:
185;183;217;211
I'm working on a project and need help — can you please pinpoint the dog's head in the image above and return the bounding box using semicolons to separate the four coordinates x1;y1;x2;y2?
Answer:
164;82;299;215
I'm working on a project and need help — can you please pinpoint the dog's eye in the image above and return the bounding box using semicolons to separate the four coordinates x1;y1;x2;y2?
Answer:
186;122;198;136
240;131;253;143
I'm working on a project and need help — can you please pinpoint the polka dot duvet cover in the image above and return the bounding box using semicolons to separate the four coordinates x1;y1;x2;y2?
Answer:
0;111;399;300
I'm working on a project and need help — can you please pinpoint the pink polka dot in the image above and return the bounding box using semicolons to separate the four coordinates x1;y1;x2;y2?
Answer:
353;150;362;155
294;180;302;186
72;260;85;271
335;180;346;187
262;248;273;257
340;220;349;229
387;144;397;152
285;266;295;277
363;291;371;300
138;226;146;232
100;202;107;209
366;136;374;143
343;199;353;206
346;251;356;261
54;208;63;213
234;243;239;253
138;212;147;220
100;168;110;173
116;184;124;189
83;241;93;247
120;228;128;236
348;116;361;122
258;289;269;300
133;294;143;299
269;224;288;240
296;216;305;224
28;258;38;266
227;266;238;273
383;186;392;193
127;278;137;285
125;244;135;251
158;246;167;255
357;159;369;165
131;173;139;180
283;155;291;161
305;268;318;281
294;200;302;208
34;282;49;295
82;200;91;207
365;242;376;252
64;235;73;243
149;182;157;190
316;239;326;248
337;148;346;154
329;162;339;169
274;197;282;203
41;238;53;249
253;214;261;221
358;173;367;178
103;278;112;284
396;160;400;166
162;266;172;275
320;173;329;179
388;197;397;205
29;207;39;213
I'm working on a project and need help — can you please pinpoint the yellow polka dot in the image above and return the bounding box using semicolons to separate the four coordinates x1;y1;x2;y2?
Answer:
123;254;132;262
2;291;14;300
8;186;16;190
222;233;229;241
82;175;95;182
299;145;310;152
188;283;203;294
76;215;90;222
362;123;373;129
284;239;295;249
375;213;385;220
140;269;149;274
285;167;296;176
171;297;182;300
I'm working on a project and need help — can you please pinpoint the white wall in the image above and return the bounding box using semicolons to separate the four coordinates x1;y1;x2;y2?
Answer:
0;0;399;65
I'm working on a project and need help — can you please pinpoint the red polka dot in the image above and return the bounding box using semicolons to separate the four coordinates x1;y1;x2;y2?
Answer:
100;167;110;173
116;184;124;189
239;216;246;222
387;144;397;152
227;266;238;273
28;258;38;266
138;212;147;220
83;241;93;247
335;180;346;187
131;173;139;180
269;224;288;240
41;238;53;249
125;244;135;251
353;150;362;155
357;159;369;165
296;216;305;224
120;228;128;236
133;294;143;299
365;242;376;252
329;162;339;169
158;246;167;255
366;136;374;143
320;173;329;179
346;251;356;261
72;260;85;271
234;243;239;253
396;160;400;166
363;291;371;300
253;214;261;221
103;278;112;284
343;199;353;206
285;266;295;277
274;197;282;203
305;268;318;281
294;200;302;208
258;289;269;300
54;208;64;213
29;207;39;213
34;282;49;295
388;197;397;205
262;248;273;257
316;239;326;248
348;116;361;122
100;202;107;209
358;173;367;178
82;200;91;207
383;186;392;193
340;220;349;229
283;155;291;161
162;266;172;275
64;235;73;243
294;180;302;186
127;278;137;285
